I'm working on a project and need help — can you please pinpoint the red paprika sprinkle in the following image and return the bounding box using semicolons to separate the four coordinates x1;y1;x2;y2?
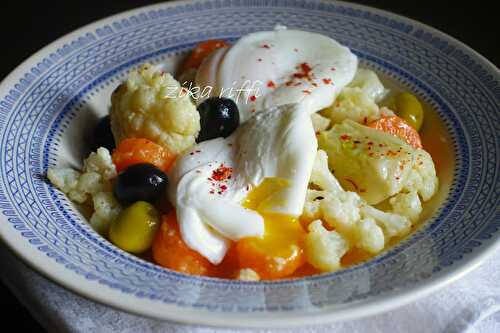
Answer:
292;62;314;81
302;89;311;94
211;164;233;181
261;44;271;49
340;134;351;141
267;80;276;88
301;62;312;74
322;78;332;85
249;95;257;102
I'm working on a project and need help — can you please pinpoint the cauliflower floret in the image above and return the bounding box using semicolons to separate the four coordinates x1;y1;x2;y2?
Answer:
361;204;411;238
321;87;380;125
47;167;93;203
348;68;388;102
236;268;260;281
390;191;422;223
354;217;385;254
90;192;122;235
319;119;418;205
321;193;360;240
83;147;117;180
76;172;108;195
50;147;116;204
311;113;331;133
48;147;122;235
303;150;412;257
110;64;200;154
302;190;327;223
309;149;361;240
47;168;80;194
305;220;349;272
403;149;438;201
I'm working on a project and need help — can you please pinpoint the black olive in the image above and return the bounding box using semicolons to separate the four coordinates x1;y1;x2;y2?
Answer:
197;97;240;142
113;163;168;205
90;115;115;151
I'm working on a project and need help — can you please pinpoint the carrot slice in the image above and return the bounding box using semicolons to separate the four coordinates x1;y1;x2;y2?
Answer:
180;39;229;72
152;211;217;277
368;115;423;149
112;138;176;173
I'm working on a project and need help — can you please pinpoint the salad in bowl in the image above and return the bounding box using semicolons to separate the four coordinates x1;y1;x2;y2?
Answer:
48;27;439;281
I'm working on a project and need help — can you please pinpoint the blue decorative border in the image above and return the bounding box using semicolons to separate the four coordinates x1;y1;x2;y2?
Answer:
0;0;498;313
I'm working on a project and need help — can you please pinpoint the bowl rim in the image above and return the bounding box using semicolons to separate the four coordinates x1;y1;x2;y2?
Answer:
0;0;499;327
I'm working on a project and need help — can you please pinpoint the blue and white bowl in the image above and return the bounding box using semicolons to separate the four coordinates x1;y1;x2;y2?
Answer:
0;0;498;327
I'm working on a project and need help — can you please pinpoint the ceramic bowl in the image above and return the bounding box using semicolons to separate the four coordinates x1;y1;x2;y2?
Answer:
0;0;498;327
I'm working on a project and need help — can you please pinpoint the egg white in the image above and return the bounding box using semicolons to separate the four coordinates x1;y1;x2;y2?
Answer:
196;28;358;122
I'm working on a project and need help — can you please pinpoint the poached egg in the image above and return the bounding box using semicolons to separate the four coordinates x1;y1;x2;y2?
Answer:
170;28;358;263
169;103;317;264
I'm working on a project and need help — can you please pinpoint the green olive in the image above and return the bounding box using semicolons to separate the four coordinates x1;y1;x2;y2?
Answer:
394;92;424;131
109;201;161;254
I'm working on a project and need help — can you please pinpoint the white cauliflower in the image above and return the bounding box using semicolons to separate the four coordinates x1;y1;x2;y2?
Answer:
403;149;438;201
348;68;388;102
305;220;349;272
318;119;438;206
321;87;380;125
302;190;325;222
321;193;360;241
303;150;412;262
110;64;200;154
360;205;411;239
83;147;117;180
90;192;122;235
48;147;122;235
54;147;116;204
354;217;385;254
311;113;331;133
390;191;422;223
71;171;106;203
321;69;388;126
47;168;80;197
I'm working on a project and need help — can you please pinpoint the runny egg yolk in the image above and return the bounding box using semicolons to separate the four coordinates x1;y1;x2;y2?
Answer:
235;178;306;279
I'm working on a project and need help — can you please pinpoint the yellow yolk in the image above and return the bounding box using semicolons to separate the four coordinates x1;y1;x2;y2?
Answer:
236;178;306;279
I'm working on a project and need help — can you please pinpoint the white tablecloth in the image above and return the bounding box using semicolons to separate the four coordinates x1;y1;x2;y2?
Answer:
1;241;499;333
